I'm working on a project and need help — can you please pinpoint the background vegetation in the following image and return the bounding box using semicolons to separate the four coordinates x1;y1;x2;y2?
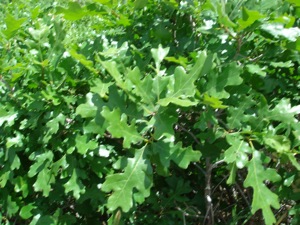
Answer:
1;0;300;224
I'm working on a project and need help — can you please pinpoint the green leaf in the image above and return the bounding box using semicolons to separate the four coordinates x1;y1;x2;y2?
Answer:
150;108;177;139
224;135;252;169
238;8;265;30
286;0;300;6
29;214;55;225
134;0;148;9
202;93;227;109
158;97;198;107
28;151;54;178
20;204;36;219
270;61;294;68
268;99;300;124
55;2;88;21
263;134;291;153
75;134;98;155
206;62;243;99
165;56;188;67
33;168;55;197
246;64;267;77
100;61;127;91
68;49;98;74
101;106;144;148
28;26;50;41
159;51;212;106
5;195;19;217
244;151;281;225
3;14;26;38
227;95;256;129
127;67;155;106
151;140;201;174
216;1;236;28
0;107;17;127
90;79;112;98
151;44;170;70
227;164;237;185
76;93;98;118
152;75;169;101
64;169;86;199
43;113;65;142
101;147;153;212
13;176;29;198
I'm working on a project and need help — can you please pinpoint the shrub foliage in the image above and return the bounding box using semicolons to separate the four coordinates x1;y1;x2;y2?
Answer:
1;0;300;224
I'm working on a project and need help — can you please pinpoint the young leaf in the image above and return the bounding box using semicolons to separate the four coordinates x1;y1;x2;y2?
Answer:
151;44;170;70
101;147;153;212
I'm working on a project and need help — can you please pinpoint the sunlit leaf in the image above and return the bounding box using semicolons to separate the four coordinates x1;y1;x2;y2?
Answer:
244;151;281;225
101;106;143;148
101;147;153;212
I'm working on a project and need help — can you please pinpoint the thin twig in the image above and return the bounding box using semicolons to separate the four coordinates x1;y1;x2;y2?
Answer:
203;157;215;225
212;159;225;169
177;124;201;145
234;181;251;208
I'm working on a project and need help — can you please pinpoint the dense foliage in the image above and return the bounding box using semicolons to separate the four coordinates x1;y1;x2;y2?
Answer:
1;0;300;224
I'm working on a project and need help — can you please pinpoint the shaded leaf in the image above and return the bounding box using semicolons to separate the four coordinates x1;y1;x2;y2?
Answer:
151;140;201;174
206;62;243;99
68;49;98;74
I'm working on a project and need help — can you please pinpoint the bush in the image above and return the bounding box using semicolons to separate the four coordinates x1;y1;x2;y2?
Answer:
1;0;300;224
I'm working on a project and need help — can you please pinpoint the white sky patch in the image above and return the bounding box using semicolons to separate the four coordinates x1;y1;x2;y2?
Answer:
98;145;110;157
261;23;300;42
